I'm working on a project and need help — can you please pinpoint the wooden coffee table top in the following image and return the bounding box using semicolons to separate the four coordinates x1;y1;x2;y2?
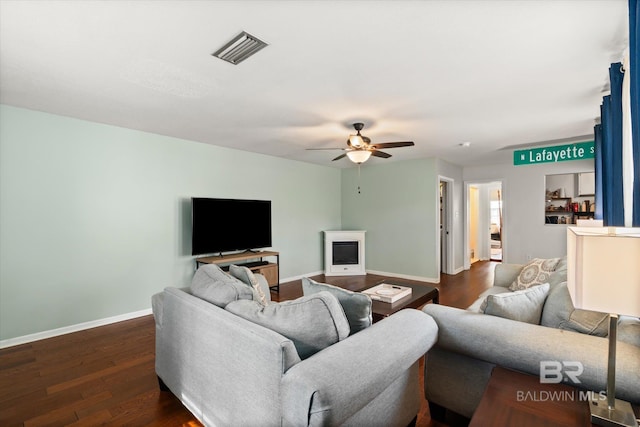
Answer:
363;280;439;319
273;276;439;320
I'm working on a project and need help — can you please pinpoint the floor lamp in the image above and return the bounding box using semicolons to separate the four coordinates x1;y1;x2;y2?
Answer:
567;227;640;427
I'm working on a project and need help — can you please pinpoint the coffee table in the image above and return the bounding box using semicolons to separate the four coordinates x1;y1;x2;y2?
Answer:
363;280;439;321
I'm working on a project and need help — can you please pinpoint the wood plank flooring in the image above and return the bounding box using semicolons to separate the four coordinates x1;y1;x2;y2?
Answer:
0;261;497;426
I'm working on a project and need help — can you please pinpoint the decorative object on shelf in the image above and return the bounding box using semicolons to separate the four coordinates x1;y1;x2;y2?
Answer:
544;173;596;225
567;226;640;427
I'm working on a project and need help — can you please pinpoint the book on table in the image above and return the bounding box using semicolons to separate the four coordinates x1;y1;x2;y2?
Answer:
362;283;412;303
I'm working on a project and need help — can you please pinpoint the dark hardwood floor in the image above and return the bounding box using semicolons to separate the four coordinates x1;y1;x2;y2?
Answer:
0;261;497;427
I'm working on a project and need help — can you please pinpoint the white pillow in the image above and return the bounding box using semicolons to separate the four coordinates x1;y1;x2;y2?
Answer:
481;283;550;324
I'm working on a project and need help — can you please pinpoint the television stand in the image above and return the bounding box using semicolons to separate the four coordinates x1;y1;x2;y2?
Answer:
195;250;279;292
238;260;269;268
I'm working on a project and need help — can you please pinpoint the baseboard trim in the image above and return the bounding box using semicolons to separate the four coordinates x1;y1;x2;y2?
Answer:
450;266;464;275
0;267;441;348
0;308;152;349
366;269;440;284
280;271;324;283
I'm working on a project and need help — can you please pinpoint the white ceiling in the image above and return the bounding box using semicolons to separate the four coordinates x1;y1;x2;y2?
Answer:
0;1;629;168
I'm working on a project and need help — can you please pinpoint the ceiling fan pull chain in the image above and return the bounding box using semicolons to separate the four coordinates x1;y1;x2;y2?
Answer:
357;163;362;194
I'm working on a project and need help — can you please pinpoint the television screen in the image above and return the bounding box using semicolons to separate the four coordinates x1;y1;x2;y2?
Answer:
191;198;272;255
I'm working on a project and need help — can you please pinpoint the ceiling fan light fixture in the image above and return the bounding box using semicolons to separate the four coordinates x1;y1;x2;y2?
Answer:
346;150;372;164
349;134;365;148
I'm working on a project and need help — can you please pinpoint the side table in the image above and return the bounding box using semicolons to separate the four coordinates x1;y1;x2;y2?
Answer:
470;367;639;427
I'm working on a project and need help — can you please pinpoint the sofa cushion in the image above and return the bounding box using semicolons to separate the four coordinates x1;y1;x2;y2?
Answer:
481;283;550;324
619;316;640;347
301;277;372;334
540;281;574;328
229;264;269;306
225;291;350;359
467;286;510;312
190;264;253;307
548;256;567;287
540;281;609;336
567;309;610;336
509;258;561;291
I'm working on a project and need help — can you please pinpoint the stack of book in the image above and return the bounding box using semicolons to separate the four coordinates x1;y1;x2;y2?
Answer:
362;283;412;303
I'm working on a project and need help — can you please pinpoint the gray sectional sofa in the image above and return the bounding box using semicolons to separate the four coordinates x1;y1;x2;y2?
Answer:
152;264;439;427
422;258;640;421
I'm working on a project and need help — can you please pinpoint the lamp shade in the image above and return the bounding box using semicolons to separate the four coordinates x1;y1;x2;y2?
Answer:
346;150;372;164
567;226;640;317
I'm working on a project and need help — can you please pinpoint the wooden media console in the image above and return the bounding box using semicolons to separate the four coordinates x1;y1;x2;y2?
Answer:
195;250;280;291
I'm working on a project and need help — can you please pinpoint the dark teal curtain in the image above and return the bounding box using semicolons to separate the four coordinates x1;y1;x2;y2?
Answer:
631;0;640;226
594;124;604;219
595;63;625;226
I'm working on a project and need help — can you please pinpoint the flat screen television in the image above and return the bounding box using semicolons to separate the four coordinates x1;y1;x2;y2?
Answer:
191;197;272;255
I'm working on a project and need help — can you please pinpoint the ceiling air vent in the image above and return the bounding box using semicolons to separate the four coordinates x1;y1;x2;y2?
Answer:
212;31;268;65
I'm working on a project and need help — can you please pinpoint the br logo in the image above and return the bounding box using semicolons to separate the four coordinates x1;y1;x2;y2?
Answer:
539;361;584;384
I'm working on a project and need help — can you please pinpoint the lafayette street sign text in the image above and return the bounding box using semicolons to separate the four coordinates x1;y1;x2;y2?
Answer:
514;141;594;166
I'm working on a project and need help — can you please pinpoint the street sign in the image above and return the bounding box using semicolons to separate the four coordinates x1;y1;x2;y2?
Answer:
514;141;594;166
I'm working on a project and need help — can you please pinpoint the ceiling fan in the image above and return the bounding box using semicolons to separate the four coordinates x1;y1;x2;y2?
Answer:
308;123;415;164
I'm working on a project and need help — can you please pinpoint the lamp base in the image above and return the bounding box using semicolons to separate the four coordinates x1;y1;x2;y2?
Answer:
589;397;638;427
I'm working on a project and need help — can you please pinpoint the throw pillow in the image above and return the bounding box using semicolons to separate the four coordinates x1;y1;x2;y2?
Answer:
540;282;608;336
225;291;350;359
190;264;253;307
301;277;372;334
509;258;561;291
481;283;550;324
467;287;510;313
547;256;568;287
618;316;640;348
566;309;609;336
229;264;269;306
540;281;574;328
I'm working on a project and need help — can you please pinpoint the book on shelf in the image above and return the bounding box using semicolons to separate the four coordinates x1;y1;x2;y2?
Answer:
361;283;412;303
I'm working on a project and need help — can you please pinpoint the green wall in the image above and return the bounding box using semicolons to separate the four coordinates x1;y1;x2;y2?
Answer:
341;158;439;281
0;105;342;340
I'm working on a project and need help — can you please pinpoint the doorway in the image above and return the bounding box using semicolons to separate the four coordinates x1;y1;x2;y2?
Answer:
439;177;454;275
465;181;504;269
489;187;503;261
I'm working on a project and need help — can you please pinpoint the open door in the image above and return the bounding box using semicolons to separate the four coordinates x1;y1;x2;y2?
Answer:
465;180;504;269
490;188;503;261
439;177;454;275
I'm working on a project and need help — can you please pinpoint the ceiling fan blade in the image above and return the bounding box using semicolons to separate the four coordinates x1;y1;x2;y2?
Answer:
371;141;414;149
371;150;392;159
306;147;346;151
332;153;347;161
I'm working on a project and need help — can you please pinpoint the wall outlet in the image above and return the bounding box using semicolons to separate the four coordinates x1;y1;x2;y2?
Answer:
526;254;532;261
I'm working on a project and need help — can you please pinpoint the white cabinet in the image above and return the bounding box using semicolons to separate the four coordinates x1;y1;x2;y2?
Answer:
577;172;595;196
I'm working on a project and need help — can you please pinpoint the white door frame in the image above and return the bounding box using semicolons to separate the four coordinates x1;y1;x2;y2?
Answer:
438;176;455;275
464;179;505;270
